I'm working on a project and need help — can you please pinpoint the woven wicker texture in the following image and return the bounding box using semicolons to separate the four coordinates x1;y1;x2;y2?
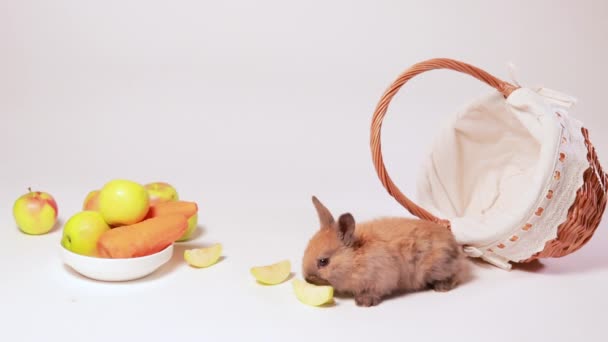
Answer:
524;128;607;261
370;58;607;261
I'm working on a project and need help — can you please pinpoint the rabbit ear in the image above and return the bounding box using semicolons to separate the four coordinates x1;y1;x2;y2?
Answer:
337;213;356;246
312;196;334;228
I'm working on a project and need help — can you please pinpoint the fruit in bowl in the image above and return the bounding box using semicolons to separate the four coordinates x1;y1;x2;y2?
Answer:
13;188;58;235
82;190;100;211
60;212;188;281
179;214;198;242
145;182;179;205
61;211;110;256
97;214;188;258
58;179;203;282
98;179;149;226
146;200;199;241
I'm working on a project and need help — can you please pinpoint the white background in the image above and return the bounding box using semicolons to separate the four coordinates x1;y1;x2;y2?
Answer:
1;1;608;341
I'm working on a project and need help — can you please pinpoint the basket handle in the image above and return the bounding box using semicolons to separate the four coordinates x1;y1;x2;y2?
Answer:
370;58;519;227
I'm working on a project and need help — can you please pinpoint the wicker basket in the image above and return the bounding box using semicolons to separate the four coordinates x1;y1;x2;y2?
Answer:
370;58;607;269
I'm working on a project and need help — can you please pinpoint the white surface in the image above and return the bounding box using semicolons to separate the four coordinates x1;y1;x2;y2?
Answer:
60;244;173;281
1;1;607;341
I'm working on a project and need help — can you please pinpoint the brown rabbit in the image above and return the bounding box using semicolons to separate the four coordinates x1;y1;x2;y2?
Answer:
302;196;469;307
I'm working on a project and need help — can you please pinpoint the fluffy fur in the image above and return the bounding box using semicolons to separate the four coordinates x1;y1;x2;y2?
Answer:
302;196;469;307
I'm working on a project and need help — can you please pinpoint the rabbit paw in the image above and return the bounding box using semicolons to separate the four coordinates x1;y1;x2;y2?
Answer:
431;277;458;292
355;293;382;307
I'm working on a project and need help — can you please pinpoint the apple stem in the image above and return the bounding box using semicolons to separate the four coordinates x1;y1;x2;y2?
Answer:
28;187;32;193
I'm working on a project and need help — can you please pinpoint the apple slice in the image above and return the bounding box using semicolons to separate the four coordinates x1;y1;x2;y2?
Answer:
250;260;291;285
292;279;334;306
184;244;222;268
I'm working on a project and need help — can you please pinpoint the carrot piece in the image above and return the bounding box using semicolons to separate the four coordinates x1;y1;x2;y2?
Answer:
146;200;198;219
97;214;188;258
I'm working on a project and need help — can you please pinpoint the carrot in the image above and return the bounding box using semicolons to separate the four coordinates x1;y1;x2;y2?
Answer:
146;200;198;219
97;214;188;258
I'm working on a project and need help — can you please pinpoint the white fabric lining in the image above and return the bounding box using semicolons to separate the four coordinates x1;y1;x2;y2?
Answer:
416;87;589;269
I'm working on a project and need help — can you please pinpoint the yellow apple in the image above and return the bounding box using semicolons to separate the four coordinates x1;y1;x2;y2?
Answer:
184;244;222;268
82;190;100;211
61;211;110;256
13;188;58;235
176;213;198;242
250;260;291;285
144;182;179;205
292;279;334;306
98;179;149;226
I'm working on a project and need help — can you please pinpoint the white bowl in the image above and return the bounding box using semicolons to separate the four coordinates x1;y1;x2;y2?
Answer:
60;244;174;282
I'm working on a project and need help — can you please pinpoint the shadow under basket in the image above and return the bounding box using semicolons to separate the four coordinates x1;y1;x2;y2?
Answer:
370;58;608;270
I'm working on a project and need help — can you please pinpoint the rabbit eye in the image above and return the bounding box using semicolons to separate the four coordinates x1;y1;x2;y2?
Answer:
317;258;330;268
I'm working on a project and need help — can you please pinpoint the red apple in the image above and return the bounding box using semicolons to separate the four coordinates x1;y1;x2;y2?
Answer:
145;182;179;205
82;190;100;211
13;188;59;235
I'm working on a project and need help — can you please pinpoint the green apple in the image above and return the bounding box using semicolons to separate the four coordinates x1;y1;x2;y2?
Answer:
184;244;222;268
13;188;58;235
251;260;291;285
82;190;100;211
177;213;198;242
144;182;179;205
292;279;334;306
98;179;149;226
61;211;110;256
